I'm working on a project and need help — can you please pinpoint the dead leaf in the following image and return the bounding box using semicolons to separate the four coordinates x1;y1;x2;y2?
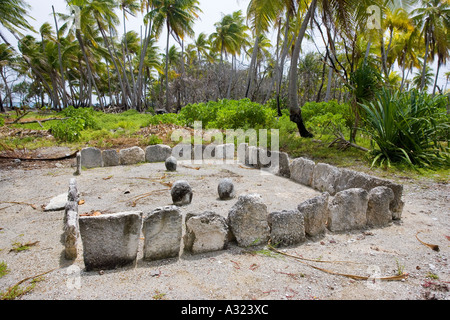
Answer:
103;175;113;180
78;199;85;205
416;232;440;252
80;211;102;217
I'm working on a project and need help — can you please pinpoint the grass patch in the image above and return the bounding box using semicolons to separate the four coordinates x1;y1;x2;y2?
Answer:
0;261;9;278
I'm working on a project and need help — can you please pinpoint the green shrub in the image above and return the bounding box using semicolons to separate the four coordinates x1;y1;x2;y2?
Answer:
180;99;276;129
60;106;99;130
51;118;85;142
360;89;449;168
300;100;353;134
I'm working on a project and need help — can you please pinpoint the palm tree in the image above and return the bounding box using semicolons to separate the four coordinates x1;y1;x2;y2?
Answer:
120;0;140;106
210;10;249;99
0;43;15;111
0;0;35;44
193;32;210;64
412;0;450;92
151;0;202;112
412;65;434;91
245;0;285;99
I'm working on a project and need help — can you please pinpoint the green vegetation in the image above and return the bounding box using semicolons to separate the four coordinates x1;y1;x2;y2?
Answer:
361;89;449;168
2;93;447;181
0;261;9;278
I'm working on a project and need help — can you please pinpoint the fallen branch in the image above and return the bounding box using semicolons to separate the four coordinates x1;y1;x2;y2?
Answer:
0;150;79;162
11;111;31;124
326;122;369;152
268;243;408;281
8;117;69;125
128;189;170;207
0;201;37;211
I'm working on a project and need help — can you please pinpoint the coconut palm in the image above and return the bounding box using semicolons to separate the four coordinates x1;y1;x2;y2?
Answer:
0;43;16;111
412;0;450;92
150;0;202;112
0;0;35;44
210;10;249;99
245;0;286;99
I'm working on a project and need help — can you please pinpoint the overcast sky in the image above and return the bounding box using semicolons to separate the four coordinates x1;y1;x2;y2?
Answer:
21;0;252;49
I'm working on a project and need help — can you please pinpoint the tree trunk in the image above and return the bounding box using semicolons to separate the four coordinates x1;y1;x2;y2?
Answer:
288;0;317;138
245;35;260;99
420;32;430;92
52;5;68;109
165;22;170;112
75;29;102;108
433;59;441;96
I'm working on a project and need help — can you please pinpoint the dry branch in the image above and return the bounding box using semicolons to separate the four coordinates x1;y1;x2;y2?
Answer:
268;243;409;281
0;150;79;161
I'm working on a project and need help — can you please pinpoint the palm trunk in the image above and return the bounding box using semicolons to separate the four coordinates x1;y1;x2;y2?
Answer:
75;29;102;108
433;59;441;96
245;35;260;99
137;9;153;111
420;32;430;92
165;22;170;112
288;0;317;138
227;54;235;100
52;5;68;109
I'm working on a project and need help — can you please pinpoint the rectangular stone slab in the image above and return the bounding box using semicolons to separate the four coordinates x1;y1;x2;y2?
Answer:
79;211;143;271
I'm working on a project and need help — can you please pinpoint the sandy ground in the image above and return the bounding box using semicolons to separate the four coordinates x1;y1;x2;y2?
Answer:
0;147;449;302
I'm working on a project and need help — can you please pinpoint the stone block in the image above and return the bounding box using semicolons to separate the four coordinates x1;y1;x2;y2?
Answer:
184;211;229;254
298;192;329;238
312;163;342;195
81;147;102;168
145;144;172;163
79;211;143;271
142;206;182;261
172;144;192;161
237;143;248;165
64;209;79;260
102;149;119;167
119;146;145;165
268;210;305;247
327;188;369;232
227;194;270;247
215;144;235;161
262;151;290;177
366;186;395;227
247;146;259;167
290;157;315;187
335;169;404;219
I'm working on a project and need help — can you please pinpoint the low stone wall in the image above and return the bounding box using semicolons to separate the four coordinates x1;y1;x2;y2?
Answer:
65;143;404;270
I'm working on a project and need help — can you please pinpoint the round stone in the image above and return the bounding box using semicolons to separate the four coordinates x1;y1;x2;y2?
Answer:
165;156;177;172
218;178;235;200
171;180;193;205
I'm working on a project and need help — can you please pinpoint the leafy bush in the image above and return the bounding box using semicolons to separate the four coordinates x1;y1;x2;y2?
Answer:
300;100;353;134
50;106;100;142
51;118;85;142
60;106;99;130
360;89;449;168
180;99;276;129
